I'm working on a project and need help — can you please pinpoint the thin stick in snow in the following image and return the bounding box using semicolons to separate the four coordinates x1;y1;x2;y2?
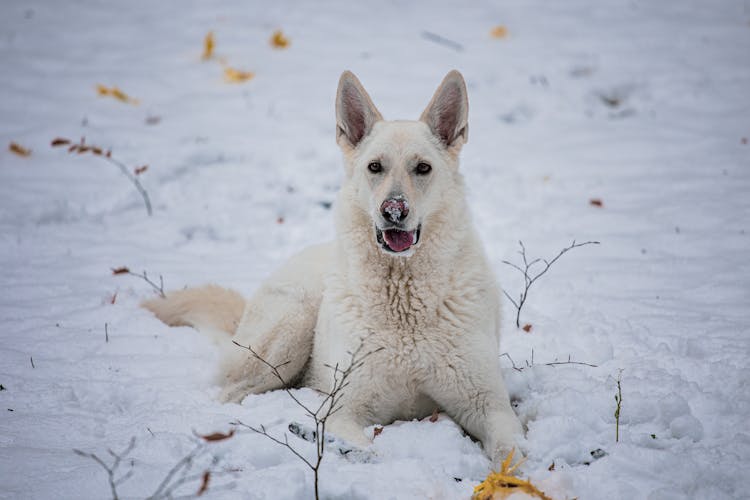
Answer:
231;339;381;500
51;137;153;216
502;239;599;328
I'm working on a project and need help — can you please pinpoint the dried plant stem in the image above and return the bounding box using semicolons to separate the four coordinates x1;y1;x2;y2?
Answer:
51;137;152;216
232;340;379;500
614;370;623;443
73;437;136;500
502;240;600;328
100;153;152;216
74;437;231;499
127;270;165;298
501;350;597;373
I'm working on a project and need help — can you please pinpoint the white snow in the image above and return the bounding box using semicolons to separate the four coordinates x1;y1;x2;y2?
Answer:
1;0;749;499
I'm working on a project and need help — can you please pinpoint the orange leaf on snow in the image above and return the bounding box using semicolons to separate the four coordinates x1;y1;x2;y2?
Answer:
270;30;290;48
198;429;235;442
9;142;31;157
96;84;140;105
111;267;130;275
51;138;71;147
202;31;215;60
490;26;508;39
223;66;255;83
197;471;211;496
522;324;532;333
473;448;552;500
134;165;149;175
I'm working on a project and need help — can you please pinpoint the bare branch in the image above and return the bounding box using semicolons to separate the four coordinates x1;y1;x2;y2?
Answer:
231;339;381;500
232;420;315;469
501;240;600;327
75;435;232;500
500;350;598;372
73;437;136;500
51;136;152;216
129;270;166;298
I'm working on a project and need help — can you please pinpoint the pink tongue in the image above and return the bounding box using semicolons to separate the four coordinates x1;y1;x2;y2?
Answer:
383;229;414;252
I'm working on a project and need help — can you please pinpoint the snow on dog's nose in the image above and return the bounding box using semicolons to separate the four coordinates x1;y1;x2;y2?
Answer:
380;197;409;224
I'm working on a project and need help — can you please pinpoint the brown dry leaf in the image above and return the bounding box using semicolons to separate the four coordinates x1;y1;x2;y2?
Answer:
276;216;285;224
51;138;71;147
429;408;439;422
197;471;210;496
589;198;603;207
199;429;235;442
202;31;215;60
134;165;149;175
111;267;130;275
548;461;555;471
9;142;31;157
373;426;383;437
110;291;118;305
223;66;255;83
742;137;748;145
96;84;140;105
270;30;290;48
473;448;552;500
490;26;508;39
522;324;532;333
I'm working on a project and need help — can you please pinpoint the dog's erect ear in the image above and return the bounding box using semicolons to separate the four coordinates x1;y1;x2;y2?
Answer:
420;70;469;148
336;71;383;149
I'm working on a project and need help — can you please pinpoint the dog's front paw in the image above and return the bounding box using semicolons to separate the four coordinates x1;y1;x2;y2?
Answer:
288;421;377;463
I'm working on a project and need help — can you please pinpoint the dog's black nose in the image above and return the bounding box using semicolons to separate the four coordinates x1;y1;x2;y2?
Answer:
380;198;409;223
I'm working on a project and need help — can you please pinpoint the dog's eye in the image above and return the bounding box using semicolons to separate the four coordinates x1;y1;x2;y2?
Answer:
416;162;432;175
367;161;382;174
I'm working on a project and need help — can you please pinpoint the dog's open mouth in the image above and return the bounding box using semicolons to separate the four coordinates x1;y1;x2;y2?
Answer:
375;225;421;254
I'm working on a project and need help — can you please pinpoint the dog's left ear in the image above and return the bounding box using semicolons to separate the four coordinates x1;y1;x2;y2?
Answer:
420;70;469;150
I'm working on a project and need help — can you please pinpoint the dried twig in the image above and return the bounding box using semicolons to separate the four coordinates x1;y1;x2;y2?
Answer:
112;267;165;298
501;350;597;372
231;340;380;500
614;370;623;443
51;137;152;216
420;31;464;52
74;437;136;500
74;436;232;500
502;240;599;327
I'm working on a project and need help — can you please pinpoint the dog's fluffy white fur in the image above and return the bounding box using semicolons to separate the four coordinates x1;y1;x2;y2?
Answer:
144;70;524;463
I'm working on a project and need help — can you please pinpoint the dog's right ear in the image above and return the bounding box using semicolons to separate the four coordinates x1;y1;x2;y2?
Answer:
336;71;383;151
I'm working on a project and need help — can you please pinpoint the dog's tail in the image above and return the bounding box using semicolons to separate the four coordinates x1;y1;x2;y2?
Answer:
142;285;245;336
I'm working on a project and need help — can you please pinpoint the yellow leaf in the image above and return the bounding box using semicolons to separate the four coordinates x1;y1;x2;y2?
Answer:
490;25;509;39
223;66;255;83
9;141;31;157
472;449;552;500
270;30;290;49
96;84;139;105
202;31;215;60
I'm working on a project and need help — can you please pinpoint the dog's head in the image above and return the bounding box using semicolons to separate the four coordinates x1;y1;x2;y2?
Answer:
335;71;469;257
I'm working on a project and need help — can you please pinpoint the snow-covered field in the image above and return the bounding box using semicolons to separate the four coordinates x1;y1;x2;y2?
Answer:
1;0;749;498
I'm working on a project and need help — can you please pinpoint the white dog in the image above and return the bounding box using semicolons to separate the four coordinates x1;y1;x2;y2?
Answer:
144;70;524;464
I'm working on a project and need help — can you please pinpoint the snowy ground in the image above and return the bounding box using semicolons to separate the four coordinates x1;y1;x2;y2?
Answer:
1;0;749;498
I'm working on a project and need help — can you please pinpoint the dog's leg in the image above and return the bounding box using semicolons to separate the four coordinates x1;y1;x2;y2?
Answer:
423;359;524;466
219;243;334;402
